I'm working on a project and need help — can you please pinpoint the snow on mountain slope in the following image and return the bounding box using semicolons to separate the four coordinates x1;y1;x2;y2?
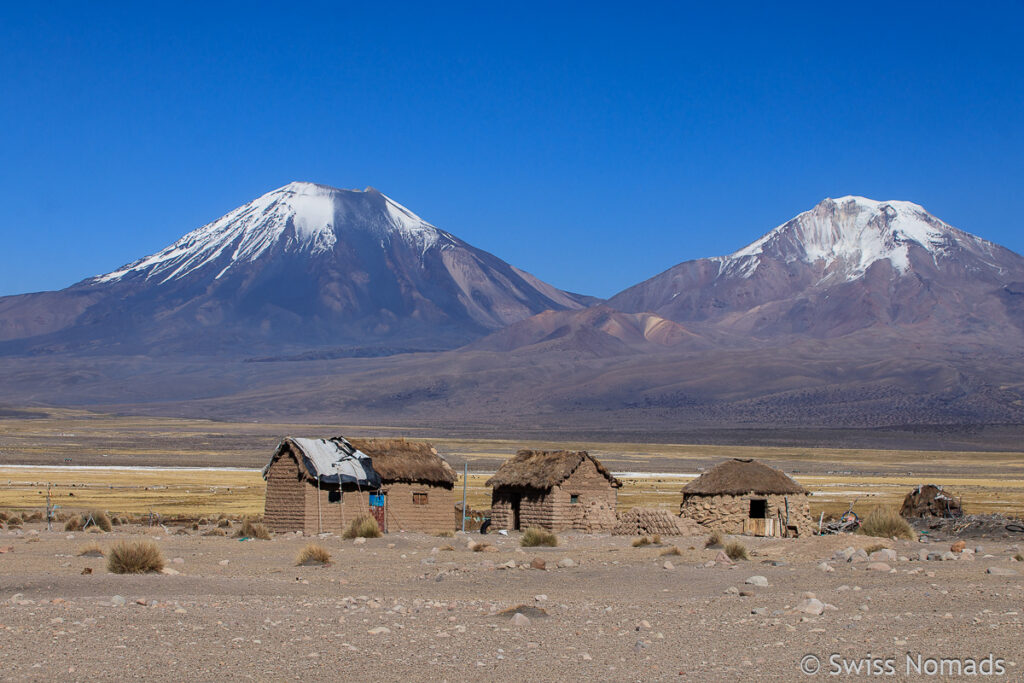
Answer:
714;196;1008;282
93;182;448;285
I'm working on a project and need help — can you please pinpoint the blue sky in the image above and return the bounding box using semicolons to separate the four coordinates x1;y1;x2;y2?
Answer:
1;2;1021;298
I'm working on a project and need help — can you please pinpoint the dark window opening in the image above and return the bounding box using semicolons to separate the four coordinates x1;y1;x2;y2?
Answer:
413;492;428;505
749;499;767;519
570;494;579;504
328;490;341;503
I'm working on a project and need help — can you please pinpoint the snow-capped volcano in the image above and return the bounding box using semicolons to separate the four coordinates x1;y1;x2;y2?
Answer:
0;182;589;354
716;196;1007;282
93;182;451;285
609;196;1024;338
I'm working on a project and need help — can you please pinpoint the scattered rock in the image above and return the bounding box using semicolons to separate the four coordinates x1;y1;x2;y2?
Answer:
530;558;546;570
795;598;824;616
367;626;391;635
510;613;530;627
556;558;575;568
662;560;674;570
849;549;869;563
353;538;366;545
172;557;184;565
111;595;126;607
81;567;92;575
534;594;547;602
160;567;180;576
816;562;834;573
715;550;735;565
987;567;1018;576
951;540;966;553
724;586;739;595
868;549;896;562
218;560;229;566
751;607;769;616
865;562;892;572
744;576;768;587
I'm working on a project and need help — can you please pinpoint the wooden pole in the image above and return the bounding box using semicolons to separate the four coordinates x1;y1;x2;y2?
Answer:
461;462;468;533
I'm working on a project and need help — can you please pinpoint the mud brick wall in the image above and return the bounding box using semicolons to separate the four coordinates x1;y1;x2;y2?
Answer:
679;493;814;536
490;459;618;531
382;482;455;534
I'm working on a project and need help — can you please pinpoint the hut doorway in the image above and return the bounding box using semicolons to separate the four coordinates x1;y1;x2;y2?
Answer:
749;499;767;519
511;494;522;530
369;492;388;532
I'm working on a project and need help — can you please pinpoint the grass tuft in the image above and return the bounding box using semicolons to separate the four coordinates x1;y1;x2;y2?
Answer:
632;536;652;547
6;515;22;527
435;530;455;537
705;529;725;548
724;540;749;561
858;507;915;540
86;510;112;532
342;515;381;539
77;542;105;557
106;539;165;574
865;543;887;554
296;543;332;566
660;546;682;556
64;516;83;531
235;519;271;540
1014;553;1023;562
217;518;232;528
651;534;662;545
202;528;227;537
521;527;558;547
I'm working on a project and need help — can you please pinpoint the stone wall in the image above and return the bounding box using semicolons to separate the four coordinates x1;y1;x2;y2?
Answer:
679;493;814;537
263;452;306;533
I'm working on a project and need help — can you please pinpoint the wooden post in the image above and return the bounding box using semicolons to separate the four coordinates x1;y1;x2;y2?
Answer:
461;462;468;533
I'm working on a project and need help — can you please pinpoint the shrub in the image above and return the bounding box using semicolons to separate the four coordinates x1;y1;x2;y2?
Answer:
660;546;682;556
25;511;43;522
342;515;381;539
217;519;232;528
0;511;8;521
296;543;332;566
106;539;164;574
705;529;725;548
470;541;492;552
64;516;83;531
724;540;749;561
859;507;915;540
651;534;662;545
78;542;105;557
235;519;271;540
521;527;558;547
7;515;22;527
632;536;652;547
86;510;112;532
110;516;122;526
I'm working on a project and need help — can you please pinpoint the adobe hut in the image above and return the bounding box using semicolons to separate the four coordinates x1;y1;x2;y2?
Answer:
679;459;813;537
487;450;620;532
349;438;457;534
262;437;457;535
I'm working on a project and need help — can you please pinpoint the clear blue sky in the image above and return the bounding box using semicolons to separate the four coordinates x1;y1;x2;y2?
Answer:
1;2;1021;298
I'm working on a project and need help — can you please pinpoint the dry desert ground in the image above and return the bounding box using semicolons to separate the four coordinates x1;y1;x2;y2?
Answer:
2;521;1024;682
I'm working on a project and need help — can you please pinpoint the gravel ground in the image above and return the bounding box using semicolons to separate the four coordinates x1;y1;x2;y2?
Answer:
1;524;1023;681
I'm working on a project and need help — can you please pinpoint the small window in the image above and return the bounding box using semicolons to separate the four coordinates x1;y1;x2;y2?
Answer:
570;494;579;504
413;492;428;505
749;499;767;519
328;490;341;503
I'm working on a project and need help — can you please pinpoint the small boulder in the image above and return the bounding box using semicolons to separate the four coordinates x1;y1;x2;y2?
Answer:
795;598;824;616
530;558;546;571
987;567;1018;576
556;558;575;568
510;612;530;627
865;562;892;572
662;560;675;570
951;540;966;553
744;576;769;587
868;548;896;562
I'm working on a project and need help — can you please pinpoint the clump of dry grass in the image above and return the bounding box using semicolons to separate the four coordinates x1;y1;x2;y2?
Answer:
106;539;164;574
724;540;749;561
651;534;662;545
0;511;8;522
435;530;455;537
217;518;232;528
77;542;105;557
859;507;915;540
64;516;83;531
705;529;725;548
24;511;43;522
865;543;887;554
440;545;455;551
6;515;22;527
86;526;104;534
202;528;227;537
1014;552;1023;562
659;546;682;556
296;543;332;566
235;519;271;540
342;515;381;539
632;536;652;547
521;527;558;547
86;510;112;532
469;541;492;552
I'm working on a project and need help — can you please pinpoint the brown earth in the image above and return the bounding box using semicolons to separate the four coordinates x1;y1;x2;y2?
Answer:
2;522;1023;681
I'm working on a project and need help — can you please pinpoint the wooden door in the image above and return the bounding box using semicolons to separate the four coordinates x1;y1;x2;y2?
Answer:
369;492;387;533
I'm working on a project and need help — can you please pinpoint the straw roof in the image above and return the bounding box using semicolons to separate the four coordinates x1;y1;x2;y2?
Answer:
682;459;808;496
348;438;457;486
486;450;620;490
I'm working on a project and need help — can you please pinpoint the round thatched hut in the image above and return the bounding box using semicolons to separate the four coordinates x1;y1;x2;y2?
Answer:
680;459;813;537
900;484;962;518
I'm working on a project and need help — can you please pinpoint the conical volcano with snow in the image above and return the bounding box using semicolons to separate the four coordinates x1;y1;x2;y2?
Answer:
0;182;588;355
608;196;1024;339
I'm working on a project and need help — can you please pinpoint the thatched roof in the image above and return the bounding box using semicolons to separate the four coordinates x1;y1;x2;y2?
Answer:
682;459;808;496
486;450;620;490
348;438;457;486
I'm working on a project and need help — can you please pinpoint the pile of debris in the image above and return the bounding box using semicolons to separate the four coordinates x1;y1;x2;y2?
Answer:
613;508;706;536
900;484;963;518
